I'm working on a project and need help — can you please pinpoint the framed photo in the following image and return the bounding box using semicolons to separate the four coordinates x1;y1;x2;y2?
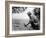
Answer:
5;1;45;37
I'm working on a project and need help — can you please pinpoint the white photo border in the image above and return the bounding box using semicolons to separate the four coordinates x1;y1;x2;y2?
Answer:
9;4;43;34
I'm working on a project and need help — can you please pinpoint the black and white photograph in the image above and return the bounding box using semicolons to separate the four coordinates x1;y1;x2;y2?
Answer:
9;3;44;36
12;7;40;31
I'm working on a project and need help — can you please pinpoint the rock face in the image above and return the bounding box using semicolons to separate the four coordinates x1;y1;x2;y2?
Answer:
12;7;40;31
